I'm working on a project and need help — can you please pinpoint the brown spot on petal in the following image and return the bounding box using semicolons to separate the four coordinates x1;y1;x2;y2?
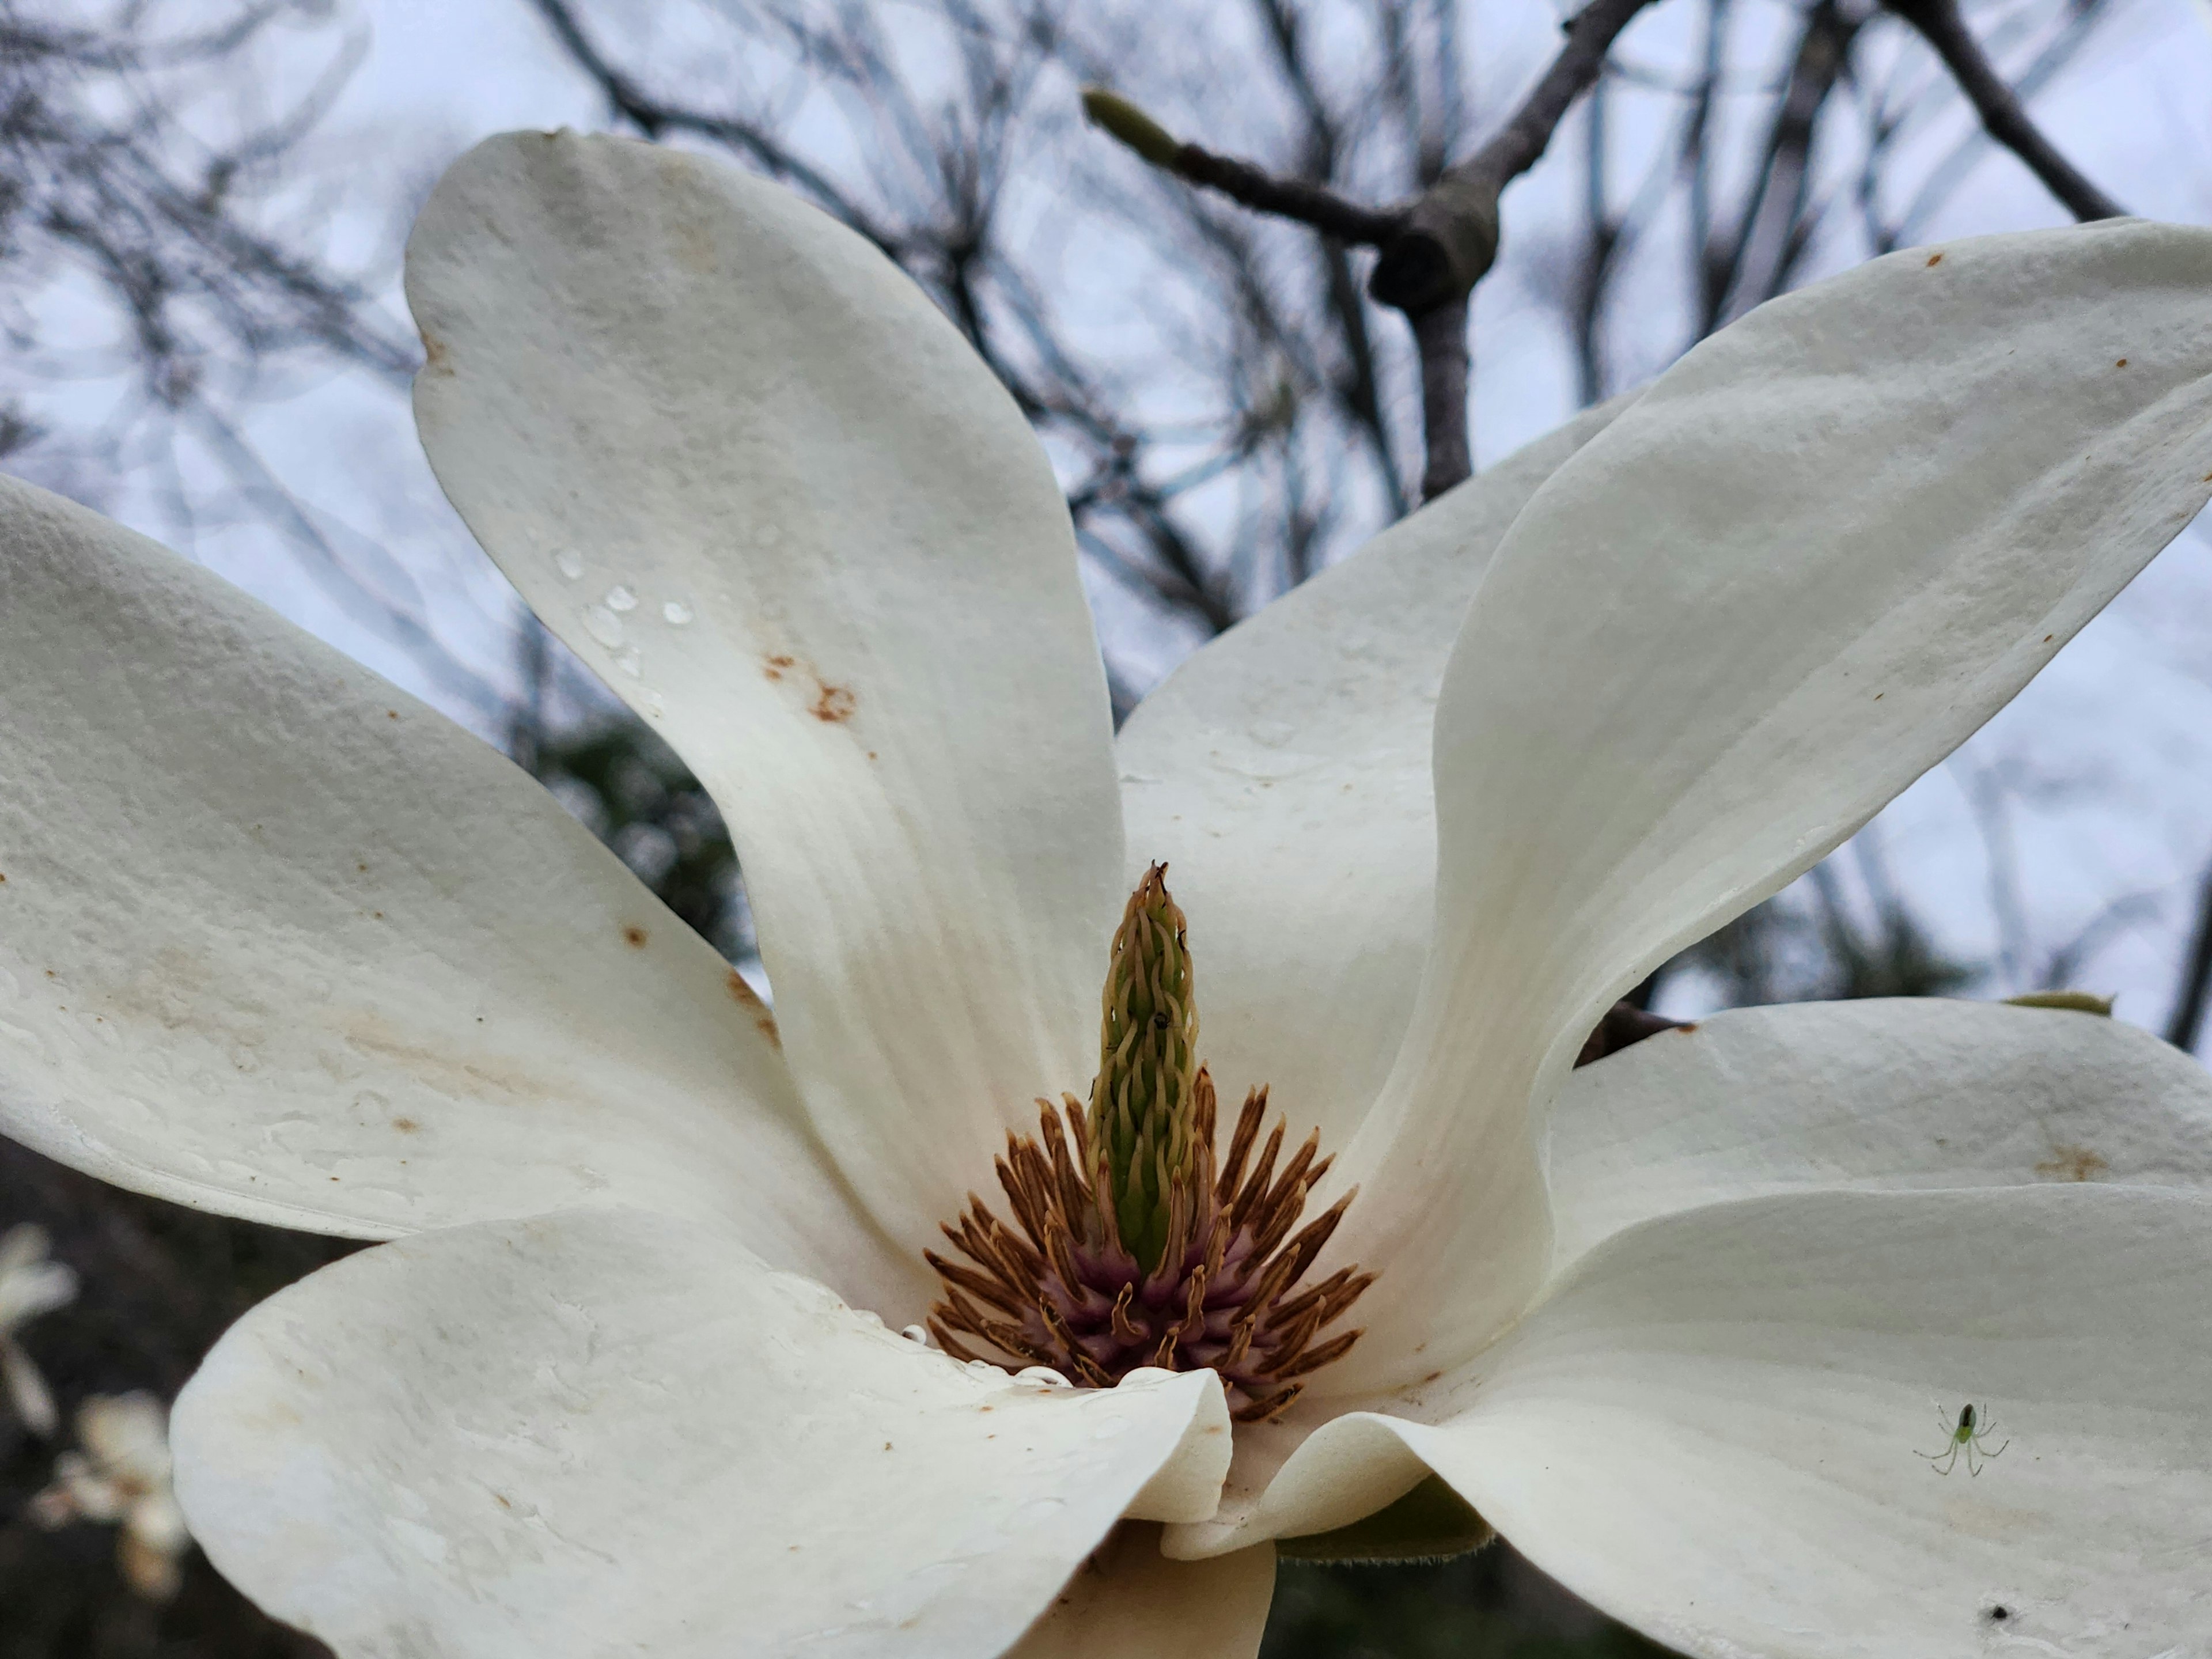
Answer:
392;1118;419;1134
727;968;781;1048
2036;1144;2108;1183
421;334;453;377
810;682;857;723
764;653;794;682
622;925;649;949
2044;634;2055;643
1925;252;1943;267
387;710;399;721
2116;358;2128;368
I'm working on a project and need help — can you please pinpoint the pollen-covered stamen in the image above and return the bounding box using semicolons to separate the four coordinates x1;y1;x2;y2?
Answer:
925;864;1373;1420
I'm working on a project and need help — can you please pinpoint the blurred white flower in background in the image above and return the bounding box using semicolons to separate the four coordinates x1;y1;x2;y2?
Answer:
0;1222;75;1437
32;1391;194;1602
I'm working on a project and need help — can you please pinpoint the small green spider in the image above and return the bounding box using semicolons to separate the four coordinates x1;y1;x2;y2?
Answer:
1919;1402;2009;1476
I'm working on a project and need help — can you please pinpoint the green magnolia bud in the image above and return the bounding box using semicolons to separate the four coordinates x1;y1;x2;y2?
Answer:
1088;864;1199;1271
1080;88;1185;171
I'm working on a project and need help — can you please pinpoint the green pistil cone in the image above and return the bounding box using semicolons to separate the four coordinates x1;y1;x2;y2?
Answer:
1089;865;1199;1274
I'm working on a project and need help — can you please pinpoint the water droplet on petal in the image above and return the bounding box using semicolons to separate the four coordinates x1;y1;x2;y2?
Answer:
1090;1416;1133;1441
662;599;694;626
901;1325;931;1346
1014;1366;1073;1390
605;584;638;612
553;548;585;581
613;645;643;677
965;1359;1006;1380
581;605;624;647
642;691;665;719
1116;1366;1175;1390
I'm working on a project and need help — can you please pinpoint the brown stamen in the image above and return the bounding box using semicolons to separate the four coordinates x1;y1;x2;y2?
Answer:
927;1062;1372;1414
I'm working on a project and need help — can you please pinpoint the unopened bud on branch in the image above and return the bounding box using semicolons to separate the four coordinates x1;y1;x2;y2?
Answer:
1081;88;1184;171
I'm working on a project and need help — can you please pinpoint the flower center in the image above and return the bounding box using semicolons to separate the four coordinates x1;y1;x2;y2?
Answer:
926;865;1372;1422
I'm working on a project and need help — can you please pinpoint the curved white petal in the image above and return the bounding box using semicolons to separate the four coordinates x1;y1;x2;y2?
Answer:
0;479;903;1305
1007;1528;1273;1659
408;132;1123;1258
1409;1188;2212;1658
173;1208;1231;1659
1550;998;2212;1265
1336;219;2212;1390
1116;399;1634;1148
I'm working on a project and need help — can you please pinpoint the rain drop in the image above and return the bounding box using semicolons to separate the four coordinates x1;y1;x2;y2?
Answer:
613;645;643;678
581;605;624;647
553;548;585;581
605;584;639;613
965;1359;1005;1380
662;599;694;627
1014;1366;1073;1390
900;1325;931;1346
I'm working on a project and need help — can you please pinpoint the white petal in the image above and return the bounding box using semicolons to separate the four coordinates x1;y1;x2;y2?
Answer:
0;478;903;1309
408;132;1123;1257
1402;1188;2212;1658
1116;399;1634;1147
1550;998;2212;1266
2;1337;59;1437
173;1207;1231;1659
1336;220;2212;1389
1007;1528;1273;1659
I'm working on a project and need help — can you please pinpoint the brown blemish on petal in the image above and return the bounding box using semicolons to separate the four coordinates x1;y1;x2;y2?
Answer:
2116;358;2128;368
2044;634;2055;643
726;968;781;1048
392;1118;419;1134
764;653;795;683
421;334;453;377
387;710;399;721
1925;252;1944;267
622;925;649;949
810;682;857;723
2037;1144;2109;1183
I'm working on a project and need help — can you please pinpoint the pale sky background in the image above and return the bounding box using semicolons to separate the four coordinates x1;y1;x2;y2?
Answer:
18;0;2212;1042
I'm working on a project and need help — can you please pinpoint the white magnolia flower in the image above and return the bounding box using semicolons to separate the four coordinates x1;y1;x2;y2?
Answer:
2;130;2211;1657
0;1221;75;1436
32;1391;193;1601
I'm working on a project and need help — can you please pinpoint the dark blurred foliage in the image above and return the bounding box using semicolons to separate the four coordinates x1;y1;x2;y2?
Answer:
1264;1549;1676;1659
0;1138;344;1659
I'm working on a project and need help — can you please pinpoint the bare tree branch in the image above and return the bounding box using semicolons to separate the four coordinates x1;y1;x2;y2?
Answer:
1884;0;2126;222
1078;90;1402;243
1085;0;1664;500
2168;858;2212;1054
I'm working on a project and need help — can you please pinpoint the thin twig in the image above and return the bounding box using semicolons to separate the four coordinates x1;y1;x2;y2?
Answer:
1084;0;1662;500
2167;859;2212;1054
1884;0;2125;222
